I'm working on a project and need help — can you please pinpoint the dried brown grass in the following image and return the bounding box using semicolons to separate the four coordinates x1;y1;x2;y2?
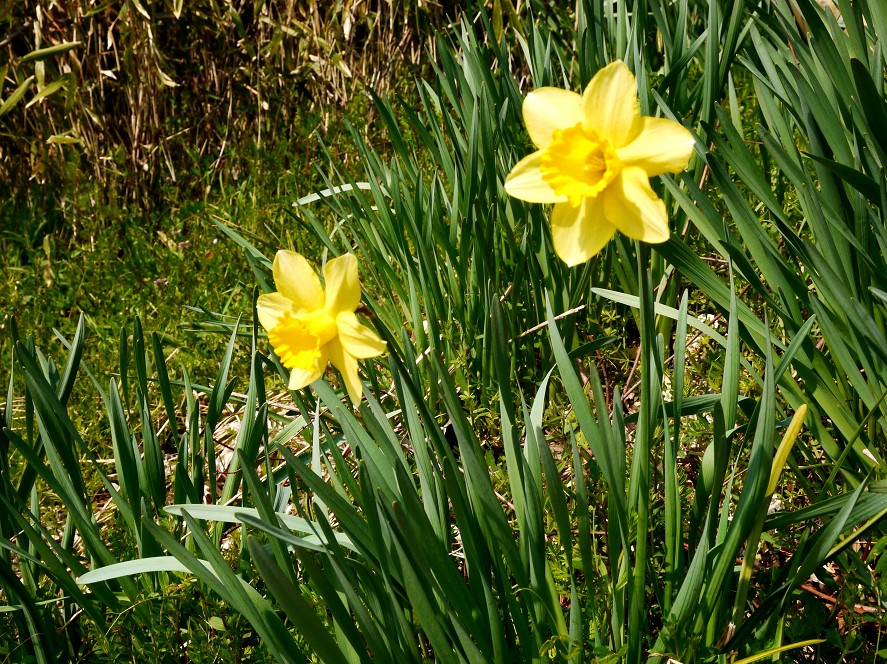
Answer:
0;0;445;216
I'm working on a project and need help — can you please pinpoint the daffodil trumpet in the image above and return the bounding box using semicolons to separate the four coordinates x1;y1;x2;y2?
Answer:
257;250;386;405
505;60;694;266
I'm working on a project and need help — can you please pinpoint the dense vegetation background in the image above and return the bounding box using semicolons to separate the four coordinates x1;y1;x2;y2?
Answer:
2;0;437;355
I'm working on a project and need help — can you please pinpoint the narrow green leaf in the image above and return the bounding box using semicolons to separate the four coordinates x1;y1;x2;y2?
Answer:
151;331;178;436
56;314;85;406
804;152;880;203
107;378;142;541
0;76;34;118
20;42;81;63
733;639;825;664
247;537;349;664
77;556;210;584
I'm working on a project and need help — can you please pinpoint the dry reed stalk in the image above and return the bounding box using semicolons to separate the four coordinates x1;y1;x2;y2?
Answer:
1;0;443;222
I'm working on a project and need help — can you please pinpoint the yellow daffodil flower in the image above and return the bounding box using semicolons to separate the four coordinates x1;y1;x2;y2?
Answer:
257;250;386;404
505;60;695;266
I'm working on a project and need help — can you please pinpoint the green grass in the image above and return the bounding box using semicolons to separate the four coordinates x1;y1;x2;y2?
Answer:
0;102;391;660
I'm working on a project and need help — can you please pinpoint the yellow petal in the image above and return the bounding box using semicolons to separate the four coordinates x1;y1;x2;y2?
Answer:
523;87;583;149
582;61;642;148
287;348;327;391
327;339;363;406
336;311;386;359
256;292;295;332
504;151;567;204
273;251;324;312
603;167;670;243
617;117;695;176
323;253;361;315
550;199;616;266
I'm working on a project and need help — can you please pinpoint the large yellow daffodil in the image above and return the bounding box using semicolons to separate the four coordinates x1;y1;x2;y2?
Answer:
505;60;695;266
257;250;386;404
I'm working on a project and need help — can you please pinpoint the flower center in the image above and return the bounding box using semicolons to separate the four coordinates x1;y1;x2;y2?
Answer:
540;124;621;205
268;310;337;373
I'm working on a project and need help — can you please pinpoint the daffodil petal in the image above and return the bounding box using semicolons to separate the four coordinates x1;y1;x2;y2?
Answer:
287;348;327;391
504;151;567;204
523;87;584;149
337;311;386;359
617;117;695;176
550;199;616;266
603;167;670;243
582;61;642;148
256;292;295;332
328;339;363;406
323;254;361;315
273;250;325;312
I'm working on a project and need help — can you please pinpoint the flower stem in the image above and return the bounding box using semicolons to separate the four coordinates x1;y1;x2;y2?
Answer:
627;241;657;663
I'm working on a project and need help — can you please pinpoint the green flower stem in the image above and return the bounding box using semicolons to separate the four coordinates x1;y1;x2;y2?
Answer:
628;241;657;663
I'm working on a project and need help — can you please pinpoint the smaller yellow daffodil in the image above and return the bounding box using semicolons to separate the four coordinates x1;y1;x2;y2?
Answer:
505;60;695;266
257;251;386;405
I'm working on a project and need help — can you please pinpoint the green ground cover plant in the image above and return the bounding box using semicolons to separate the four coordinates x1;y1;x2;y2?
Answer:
2;0;886;661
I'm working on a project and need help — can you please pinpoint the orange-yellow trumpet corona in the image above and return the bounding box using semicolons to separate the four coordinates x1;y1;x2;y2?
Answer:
257;251;386;404
505;61;695;266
